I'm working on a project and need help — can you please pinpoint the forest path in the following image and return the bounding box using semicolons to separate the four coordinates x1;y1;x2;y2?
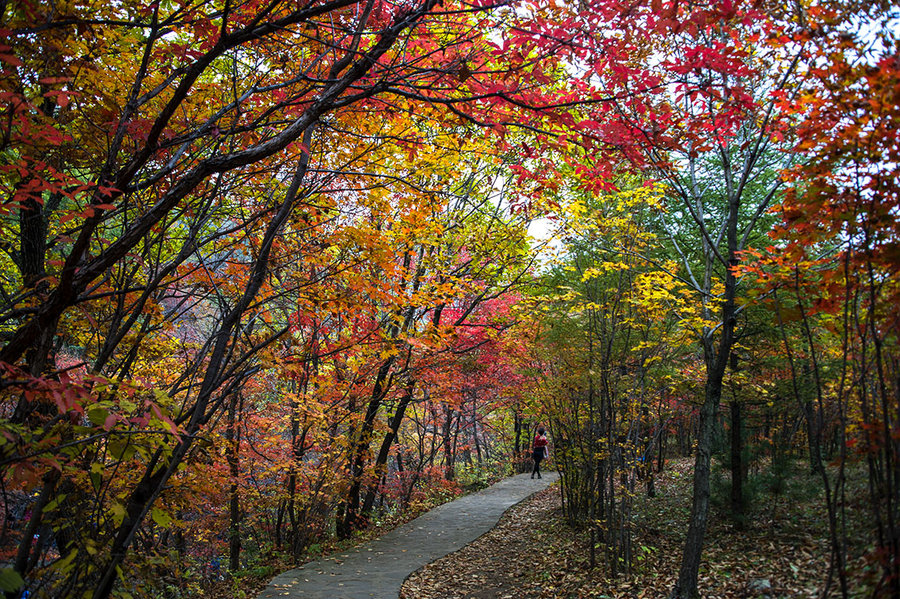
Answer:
257;471;559;599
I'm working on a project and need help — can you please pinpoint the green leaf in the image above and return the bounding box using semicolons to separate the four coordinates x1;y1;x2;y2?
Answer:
0;568;24;592
110;502;126;527
108;438;135;461
88;407;109;427
89;462;103;490
56;550;78;574
44;493;67;512
151;506;172;528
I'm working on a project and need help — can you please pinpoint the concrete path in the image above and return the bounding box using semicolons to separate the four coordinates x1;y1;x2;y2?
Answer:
257;471;558;599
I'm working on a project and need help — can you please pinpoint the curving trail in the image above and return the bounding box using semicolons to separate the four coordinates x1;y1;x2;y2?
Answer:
257;471;559;599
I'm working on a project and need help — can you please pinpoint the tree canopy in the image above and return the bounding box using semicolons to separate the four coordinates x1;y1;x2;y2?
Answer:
0;0;897;597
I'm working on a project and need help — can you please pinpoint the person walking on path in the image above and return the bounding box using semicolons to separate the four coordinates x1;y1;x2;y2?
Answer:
531;428;548;479
257;472;558;599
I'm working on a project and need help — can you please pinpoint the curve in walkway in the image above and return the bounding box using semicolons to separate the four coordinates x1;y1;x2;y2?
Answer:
257;471;558;599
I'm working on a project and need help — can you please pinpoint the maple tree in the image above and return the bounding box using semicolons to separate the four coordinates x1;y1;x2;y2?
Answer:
0;0;557;594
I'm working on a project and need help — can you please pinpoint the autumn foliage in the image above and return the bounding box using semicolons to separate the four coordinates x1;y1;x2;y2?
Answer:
0;0;897;598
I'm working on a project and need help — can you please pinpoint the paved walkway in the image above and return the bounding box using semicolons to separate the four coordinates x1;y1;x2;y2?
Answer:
257;471;558;599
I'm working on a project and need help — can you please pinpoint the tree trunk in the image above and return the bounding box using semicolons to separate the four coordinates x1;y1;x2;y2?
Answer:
91;128;317;599
671;363;727;599
658;425;667;473
338;354;395;539
226;392;242;572
730;399;744;530
799;360;822;474
19;196;47;290
361;382;415;518
514;411;522;454
471;397;482;465
671;233;738;597
442;405;456;480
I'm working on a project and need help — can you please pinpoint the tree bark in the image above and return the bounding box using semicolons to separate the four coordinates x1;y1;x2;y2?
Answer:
442;406;458;481
730;399;743;530
226;392;242;572
361;382;415;518
671;357;728;599
337;355;395;539
671;203;739;597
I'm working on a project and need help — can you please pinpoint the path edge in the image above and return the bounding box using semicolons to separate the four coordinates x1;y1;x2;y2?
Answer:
397;472;559;595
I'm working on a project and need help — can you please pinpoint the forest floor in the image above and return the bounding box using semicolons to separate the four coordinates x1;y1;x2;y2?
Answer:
401;458;851;599
255;473;557;599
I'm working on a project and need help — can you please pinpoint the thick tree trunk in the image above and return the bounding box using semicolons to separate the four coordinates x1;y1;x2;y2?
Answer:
19;196;46;289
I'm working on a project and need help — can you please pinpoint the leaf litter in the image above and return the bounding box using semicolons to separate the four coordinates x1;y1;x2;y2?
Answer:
401;459;832;598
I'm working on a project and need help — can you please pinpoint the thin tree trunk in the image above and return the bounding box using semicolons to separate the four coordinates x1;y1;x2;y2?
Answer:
730;399;743;530
671;192;739;598
471;396;483;465
442;405;456;480
361;382;415;517
672;359;728;598
226;392;242;572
